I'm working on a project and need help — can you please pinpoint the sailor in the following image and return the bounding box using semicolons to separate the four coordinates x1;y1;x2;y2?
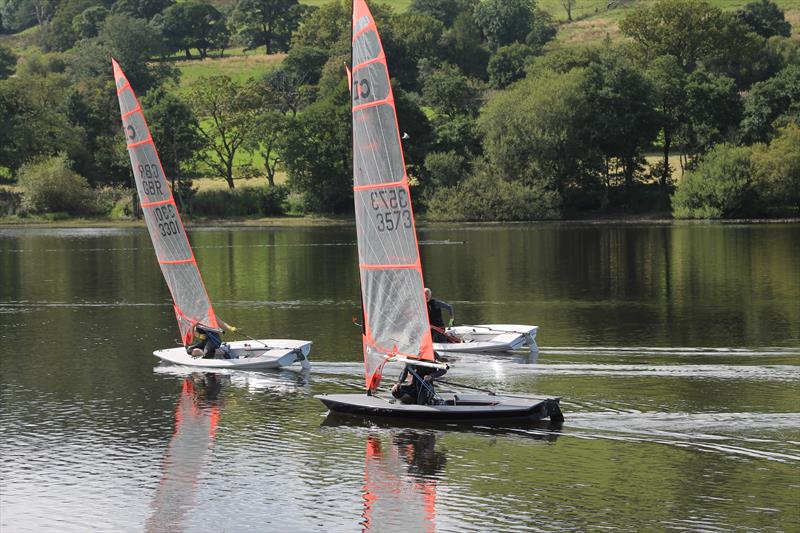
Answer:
391;354;448;405
424;287;454;343
187;320;237;359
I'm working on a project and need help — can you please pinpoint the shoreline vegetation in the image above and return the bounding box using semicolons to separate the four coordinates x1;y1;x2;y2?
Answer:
1;0;799;224
2;213;798;229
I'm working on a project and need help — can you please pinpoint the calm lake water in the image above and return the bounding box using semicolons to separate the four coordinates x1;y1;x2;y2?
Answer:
1;222;798;532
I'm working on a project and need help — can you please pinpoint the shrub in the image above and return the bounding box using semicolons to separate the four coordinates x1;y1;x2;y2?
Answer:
425;168;561;221
93;186;135;218
190;185;288;218
424;150;468;188
672;144;757;219
488;43;534;89
17;154;93;215
0;188;22;216
752;123;800;212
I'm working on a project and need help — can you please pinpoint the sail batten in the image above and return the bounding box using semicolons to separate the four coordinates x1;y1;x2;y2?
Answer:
112;58;217;345
352;0;433;391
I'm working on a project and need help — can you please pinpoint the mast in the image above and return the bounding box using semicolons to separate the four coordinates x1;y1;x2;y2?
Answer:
112;59;218;345
351;0;434;392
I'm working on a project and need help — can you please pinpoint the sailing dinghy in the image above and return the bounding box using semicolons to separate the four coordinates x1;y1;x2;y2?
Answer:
112;59;311;370
434;324;538;353
315;0;561;422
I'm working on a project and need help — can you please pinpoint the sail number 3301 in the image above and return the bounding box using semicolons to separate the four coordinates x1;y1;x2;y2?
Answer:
370;189;411;232
153;204;181;237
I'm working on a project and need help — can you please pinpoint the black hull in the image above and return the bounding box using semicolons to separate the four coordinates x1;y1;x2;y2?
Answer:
315;393;564;424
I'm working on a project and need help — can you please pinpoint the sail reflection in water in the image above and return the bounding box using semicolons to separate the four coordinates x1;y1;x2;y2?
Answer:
362;432;446;532
146;375;224;533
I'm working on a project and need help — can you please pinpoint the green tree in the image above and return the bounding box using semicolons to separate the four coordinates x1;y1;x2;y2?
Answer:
188;76;262;189
582;47;658;197
99;13;167;90
679;70;741;162
646;55;687;189
281;87;351;213
2;0;56;30
283;45;328;86
672;143;756;219
385;12;445;90
410;0;474;27
72;5;110;39
620;0;732;71
234;0;303;54
263;67;312;116
741;64;800;142
393;84;434;178
737;0;791;39
480;67;590;208
424;150;467;187
0;73;84;174
526;6;556;51
111;0;174;21
752;123;800;210
420;61;482;118
440;10;490;79
487;43;534;88
291;1;347;51
246;74;309;188
473;0;534;51
57;39;136;187
161;1;228;59
141;88;203;208
0;44;17;80
42;0;95;51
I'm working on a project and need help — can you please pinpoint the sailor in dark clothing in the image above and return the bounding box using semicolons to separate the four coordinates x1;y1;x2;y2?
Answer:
391;354;448;405
425;287;454;343
187;320;237;359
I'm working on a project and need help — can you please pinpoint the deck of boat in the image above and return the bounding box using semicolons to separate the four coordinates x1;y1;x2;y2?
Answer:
316;393;563;423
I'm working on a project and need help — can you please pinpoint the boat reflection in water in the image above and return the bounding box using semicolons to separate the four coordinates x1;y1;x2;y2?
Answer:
145;374;225;533
362;431;446;533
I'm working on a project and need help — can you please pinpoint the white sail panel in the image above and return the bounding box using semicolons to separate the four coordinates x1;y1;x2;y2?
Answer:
352;0;433;391
112;59;217;344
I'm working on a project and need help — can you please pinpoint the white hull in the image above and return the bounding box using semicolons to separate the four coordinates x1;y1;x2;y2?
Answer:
433;324;538;353
154;339;312;370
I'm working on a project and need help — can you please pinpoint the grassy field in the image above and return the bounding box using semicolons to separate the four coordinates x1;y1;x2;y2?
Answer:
172;49;285;92
192;171;288;192
540;0;800;48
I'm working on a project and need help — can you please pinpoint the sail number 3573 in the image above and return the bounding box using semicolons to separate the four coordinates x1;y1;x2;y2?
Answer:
370;189;411;232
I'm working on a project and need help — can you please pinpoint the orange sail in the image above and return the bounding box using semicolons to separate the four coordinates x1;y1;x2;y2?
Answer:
351;0;434;391
112;59;217;345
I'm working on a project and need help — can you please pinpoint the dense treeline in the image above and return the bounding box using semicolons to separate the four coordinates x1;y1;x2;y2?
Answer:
0;0;798;221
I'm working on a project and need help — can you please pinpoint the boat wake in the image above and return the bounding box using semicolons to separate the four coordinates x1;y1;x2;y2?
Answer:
529;410;800;464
